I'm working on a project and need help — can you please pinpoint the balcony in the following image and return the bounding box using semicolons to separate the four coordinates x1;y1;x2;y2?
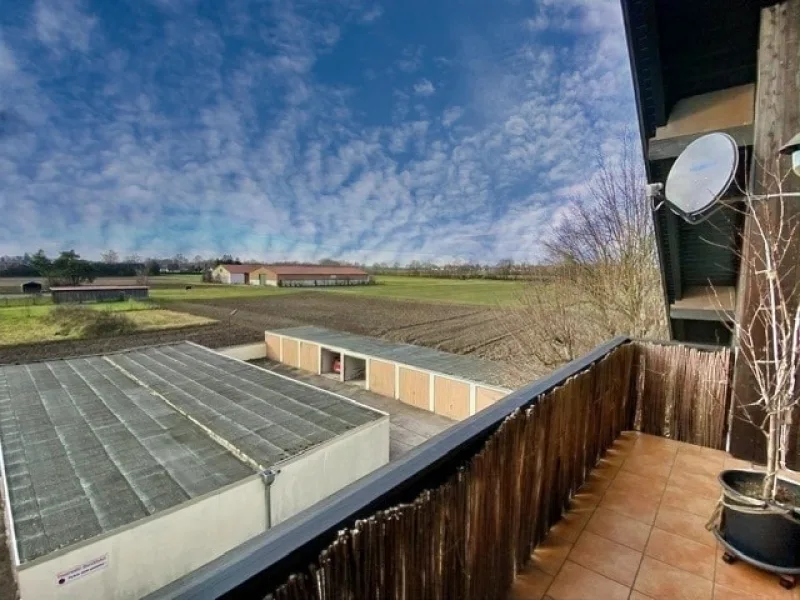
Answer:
147;337;798;600
510;432;795;600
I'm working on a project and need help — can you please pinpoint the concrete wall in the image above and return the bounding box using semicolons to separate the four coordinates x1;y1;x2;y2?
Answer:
343;355;366;381
269;417;390;526
265;334;281;361
17;477;266;600
216;343;267;361
320;347;339;374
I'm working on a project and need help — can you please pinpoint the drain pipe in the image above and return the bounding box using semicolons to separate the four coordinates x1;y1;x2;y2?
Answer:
259;469;279;530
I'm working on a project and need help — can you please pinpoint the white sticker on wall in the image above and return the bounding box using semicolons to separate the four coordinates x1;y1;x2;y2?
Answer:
56;554;108;586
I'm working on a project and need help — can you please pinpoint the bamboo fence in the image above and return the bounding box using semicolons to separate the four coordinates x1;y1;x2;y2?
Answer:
632;342;731;449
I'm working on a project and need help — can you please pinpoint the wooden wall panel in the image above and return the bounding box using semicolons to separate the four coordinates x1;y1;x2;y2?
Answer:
398;367;430;410
265;334;282;361
476;387;507;412
282;338;299;368
433;376;470;420
369;360;395;398
654;84;755;139
299;342;320;373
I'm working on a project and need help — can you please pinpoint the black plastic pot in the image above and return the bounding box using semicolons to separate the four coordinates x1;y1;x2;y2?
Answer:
716;470;800;574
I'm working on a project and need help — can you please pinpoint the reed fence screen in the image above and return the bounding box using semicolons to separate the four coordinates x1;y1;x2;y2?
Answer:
632;342;731;449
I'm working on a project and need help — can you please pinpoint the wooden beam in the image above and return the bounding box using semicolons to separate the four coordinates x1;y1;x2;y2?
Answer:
664;211;683;300
729;0;800;466
648;124;754;161
669;307;734;322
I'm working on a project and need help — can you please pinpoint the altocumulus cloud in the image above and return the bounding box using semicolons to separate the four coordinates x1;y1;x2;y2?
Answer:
0;0;636;263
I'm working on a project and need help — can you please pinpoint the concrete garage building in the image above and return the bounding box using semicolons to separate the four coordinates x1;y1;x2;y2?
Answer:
265;326;513;421
0;343;388;600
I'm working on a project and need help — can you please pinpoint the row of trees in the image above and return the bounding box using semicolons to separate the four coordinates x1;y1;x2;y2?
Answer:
4;250;163;284
370;261;566;281
2;251;553;281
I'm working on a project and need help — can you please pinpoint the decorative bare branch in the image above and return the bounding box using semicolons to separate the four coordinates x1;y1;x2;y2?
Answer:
730;159;800;499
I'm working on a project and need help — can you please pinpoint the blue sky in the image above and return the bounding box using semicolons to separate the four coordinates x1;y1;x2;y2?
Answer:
0;0;636;263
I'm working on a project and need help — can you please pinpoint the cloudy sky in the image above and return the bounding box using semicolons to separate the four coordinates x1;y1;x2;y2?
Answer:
0;0;637;263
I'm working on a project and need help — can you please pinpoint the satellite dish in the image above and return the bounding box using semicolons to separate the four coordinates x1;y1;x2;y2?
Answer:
665;132;738;224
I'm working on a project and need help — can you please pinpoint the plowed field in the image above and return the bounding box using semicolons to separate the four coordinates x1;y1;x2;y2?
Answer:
168;292;517;361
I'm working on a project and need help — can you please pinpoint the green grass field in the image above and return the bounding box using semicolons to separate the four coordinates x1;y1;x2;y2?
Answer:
324;275;525;306
0;274;526;307
154;275;523;305
0;301;213;346
150;279;295;301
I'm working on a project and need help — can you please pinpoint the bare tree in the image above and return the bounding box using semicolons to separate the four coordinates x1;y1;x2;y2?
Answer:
545;132;665;340
729;168;800;500
499;282;606;384
101;249;119;264
500;132;666;381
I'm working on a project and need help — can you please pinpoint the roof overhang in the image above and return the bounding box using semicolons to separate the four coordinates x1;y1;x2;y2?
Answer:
621;0;765;345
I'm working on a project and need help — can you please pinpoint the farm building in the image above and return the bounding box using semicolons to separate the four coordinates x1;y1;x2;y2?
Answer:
265;326;512;420
0;343;388;600
210;264;262;285
20;281;42;295
212;264;371;287
255;265;370;287
50;285;149;304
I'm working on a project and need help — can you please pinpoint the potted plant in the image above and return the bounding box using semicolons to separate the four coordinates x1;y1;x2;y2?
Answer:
712;178;800;589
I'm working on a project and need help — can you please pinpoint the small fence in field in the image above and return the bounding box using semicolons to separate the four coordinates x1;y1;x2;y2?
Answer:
0;295;52;308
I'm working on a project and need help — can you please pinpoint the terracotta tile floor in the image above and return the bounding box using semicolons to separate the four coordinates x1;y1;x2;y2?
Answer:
509;432;800;600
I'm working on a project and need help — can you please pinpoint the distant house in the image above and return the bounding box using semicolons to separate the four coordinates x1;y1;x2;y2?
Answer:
210;264;262;285
250;265;371;287
50;286;149;304
21;281;42;295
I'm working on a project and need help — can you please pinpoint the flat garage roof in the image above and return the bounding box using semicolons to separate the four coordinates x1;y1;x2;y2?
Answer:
270;326;513;388
0;343;383;564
